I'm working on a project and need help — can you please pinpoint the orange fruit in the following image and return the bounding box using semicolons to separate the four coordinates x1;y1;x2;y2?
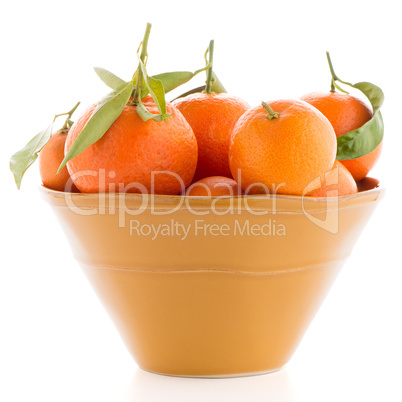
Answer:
172;93;250;181
340;143;382;182
186;176;242;196
300;91;382;181
65;96;198;194
356;176;380;192
39;131;78;192
309;160;357;197
229;99;337;196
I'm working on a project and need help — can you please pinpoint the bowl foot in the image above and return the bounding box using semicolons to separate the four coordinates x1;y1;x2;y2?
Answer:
138;366;284;379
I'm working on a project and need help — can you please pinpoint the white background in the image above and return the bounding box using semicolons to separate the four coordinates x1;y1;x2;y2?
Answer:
1;1;401;401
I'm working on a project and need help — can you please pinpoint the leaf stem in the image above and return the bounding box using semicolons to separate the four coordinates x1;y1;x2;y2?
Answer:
262;102;279;120
59;101;81;132
205;40;214;94
132;23;152;105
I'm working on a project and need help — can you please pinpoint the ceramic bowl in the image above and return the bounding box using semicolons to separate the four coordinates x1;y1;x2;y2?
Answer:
41;181;383;377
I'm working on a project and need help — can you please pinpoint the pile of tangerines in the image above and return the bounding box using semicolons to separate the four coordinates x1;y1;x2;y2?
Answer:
11;23;383;198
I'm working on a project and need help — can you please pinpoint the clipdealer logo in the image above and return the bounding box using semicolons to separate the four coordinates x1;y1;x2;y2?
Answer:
62;168;340;235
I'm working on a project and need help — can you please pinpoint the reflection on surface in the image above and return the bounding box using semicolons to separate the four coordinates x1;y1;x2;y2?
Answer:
123;366;298;402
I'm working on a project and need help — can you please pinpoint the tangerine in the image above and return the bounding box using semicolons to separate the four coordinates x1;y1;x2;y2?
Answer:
300;91;382;181
356;176;380;192
65;96;198;194
309;160;357;197
229;99;337;195
186;176;242;196
172;92;250;181
39;131;78;192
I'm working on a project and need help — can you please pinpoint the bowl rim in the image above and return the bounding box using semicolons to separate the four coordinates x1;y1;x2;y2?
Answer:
39;183;383;199
39;181;384;213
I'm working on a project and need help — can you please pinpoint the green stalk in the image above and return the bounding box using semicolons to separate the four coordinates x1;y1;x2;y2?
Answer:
262;102;279;120
326;52;338;82
326;51;352;93
58;101;80;132
205;40;214;94
326;52;339;92
132;23;152;105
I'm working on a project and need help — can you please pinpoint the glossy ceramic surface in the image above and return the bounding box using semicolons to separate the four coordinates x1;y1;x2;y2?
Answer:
41;184;383;377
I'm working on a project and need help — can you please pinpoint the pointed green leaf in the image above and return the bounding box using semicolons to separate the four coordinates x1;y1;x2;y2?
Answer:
147;75;167;116
169;71;227;102
352;81;384;114
170;85;206;102
10;124;53;189
142;64;212;99
58;81;133;172
94;67;126;90
152;71;195;93
336;121;384;160
138;58;168;118
337;110;384;160
136;100;172;122
141;70;200;99
211;72;227;94
336;80;384;160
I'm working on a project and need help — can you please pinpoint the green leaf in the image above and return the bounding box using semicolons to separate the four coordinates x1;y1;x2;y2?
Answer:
353;81;384;114
211;72;227;94
337;109;384;160
10;124;53;189
94;67;126;90
326;52;384;161
336;80;384;160
152;71;195;93
136;100;172;122
169;69;227;102
140;65;213;101
170;85;206;102
58;81;133;172
140;71;194;99
145;65;212;97
138;58;168;118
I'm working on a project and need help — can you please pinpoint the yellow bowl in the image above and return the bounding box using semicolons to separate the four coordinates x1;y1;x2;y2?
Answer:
41;183;383;377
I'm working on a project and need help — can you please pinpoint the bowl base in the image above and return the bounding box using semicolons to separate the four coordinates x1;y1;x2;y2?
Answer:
139;366;284;379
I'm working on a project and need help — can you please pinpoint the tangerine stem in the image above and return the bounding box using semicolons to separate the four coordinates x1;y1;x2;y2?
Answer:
330;79;336;93
326;51;338;85
262;102;279;120
132;23;152;105
140;24;151;64
59;101;81;132
326;51;353;92
205;40;214;94
327;52;338;93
